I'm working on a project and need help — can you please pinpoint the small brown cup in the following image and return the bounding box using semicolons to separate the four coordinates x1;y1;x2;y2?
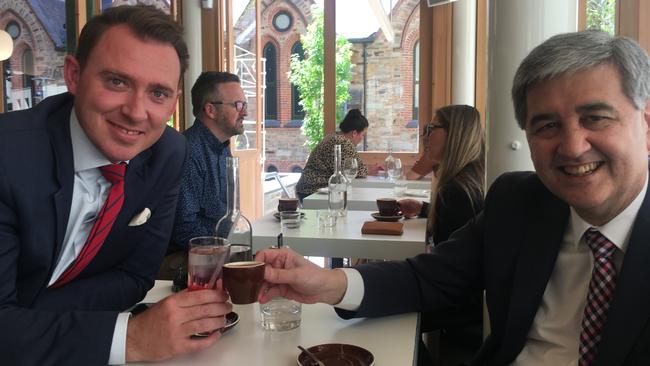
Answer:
377;198;400;216
278;197;299;212
223;261;266;304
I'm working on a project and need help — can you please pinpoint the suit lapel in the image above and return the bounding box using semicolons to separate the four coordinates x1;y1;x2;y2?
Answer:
497;180;570;362
595;183;650;366
46;102;75;260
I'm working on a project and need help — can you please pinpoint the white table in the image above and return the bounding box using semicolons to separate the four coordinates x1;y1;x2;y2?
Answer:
138;281;420;366
252;210;427;260
352;176;431;190
303;187;430;211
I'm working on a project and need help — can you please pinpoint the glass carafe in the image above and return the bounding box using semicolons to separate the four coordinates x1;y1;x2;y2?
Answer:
215;157;252;259
328;144;349;216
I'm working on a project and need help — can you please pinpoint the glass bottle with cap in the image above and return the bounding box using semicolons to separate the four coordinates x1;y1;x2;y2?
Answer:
328;144;349;217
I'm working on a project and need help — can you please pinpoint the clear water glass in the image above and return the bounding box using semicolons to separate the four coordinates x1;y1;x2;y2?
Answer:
280;211;301;230
259;297;302;331
343;159;359;181
387;158;403;182
317;209;337;228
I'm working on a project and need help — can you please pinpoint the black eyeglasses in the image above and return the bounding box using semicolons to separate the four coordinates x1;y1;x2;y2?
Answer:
422;123;444;137
209;100;248;112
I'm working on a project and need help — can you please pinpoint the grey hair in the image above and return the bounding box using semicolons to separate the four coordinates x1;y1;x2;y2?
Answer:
512;30;650;129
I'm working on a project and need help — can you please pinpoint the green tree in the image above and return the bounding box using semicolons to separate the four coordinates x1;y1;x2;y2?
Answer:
586;0;616;34
289;8;352;151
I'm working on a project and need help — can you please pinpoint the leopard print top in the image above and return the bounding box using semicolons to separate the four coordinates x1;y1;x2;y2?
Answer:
295;133;368;197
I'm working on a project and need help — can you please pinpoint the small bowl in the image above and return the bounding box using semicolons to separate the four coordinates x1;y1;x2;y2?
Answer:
297;343;374;366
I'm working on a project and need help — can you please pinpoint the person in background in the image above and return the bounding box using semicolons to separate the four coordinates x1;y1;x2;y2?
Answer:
400;105;485;246
0;6;231;365
399;105;486;364
171;71;247;250
256;30;650;366
295;108;369;201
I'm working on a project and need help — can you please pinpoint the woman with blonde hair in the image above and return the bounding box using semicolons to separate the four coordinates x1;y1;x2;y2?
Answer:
399;104;485;365
401;104;485;245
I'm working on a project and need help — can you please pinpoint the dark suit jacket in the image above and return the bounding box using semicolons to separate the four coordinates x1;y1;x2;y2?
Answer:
338;170;650;366
0;93;187;366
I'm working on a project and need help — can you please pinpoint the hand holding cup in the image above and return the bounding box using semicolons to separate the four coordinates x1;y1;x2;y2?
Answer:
222;261;266;304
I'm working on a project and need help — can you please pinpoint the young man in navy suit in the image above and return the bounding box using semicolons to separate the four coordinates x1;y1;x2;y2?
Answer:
256;31;650;366
0;6;231;365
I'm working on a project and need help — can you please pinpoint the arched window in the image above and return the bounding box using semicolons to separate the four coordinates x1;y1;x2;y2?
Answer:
290;41;305;120
263;42;277;120
412;41;420;121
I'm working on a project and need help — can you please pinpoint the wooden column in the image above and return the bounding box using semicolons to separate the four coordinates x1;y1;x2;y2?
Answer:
618;0;650;54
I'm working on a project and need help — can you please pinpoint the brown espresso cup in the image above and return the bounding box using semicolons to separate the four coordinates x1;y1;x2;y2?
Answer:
277;197;299;212
376;198;400;216
222;261;266;304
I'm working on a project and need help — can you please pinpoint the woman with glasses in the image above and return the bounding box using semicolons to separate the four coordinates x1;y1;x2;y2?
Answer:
400;104;485;365
401;104;485;245
295;109;369;201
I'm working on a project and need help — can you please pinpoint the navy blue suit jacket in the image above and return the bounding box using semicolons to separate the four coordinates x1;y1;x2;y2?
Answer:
0;93;187;365
339;170;650;366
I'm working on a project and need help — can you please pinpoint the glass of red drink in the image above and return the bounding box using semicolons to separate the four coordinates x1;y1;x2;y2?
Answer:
188;236;230;336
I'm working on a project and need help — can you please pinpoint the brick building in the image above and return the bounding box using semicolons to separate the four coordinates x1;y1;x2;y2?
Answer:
259;0;420;173
1;0;67;111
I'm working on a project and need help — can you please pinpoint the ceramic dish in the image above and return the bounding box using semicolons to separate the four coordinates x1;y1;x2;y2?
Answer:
297;343;374;366
317;187;329;194
403;189;429;198
370;212;403;222
221;311;239;334
273;211;307;221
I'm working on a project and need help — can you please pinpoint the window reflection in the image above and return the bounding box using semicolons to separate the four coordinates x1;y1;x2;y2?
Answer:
2;1;67;111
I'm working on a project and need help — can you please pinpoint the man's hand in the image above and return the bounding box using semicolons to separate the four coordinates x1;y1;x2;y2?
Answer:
125;289;232;362
398;198;423;218
255;248;348;305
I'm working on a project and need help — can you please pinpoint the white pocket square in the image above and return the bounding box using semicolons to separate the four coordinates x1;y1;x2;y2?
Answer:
129;208;151;226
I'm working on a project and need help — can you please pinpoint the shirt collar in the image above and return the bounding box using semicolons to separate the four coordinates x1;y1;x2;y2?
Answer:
195;118;231;151
69;110;125;172
570;172;648;254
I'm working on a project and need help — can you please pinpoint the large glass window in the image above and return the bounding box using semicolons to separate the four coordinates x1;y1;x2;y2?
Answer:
586;0;616;34
263;42;277;120
259;2;317;172
231;0;259;151
337;0;420;153
2;3;67;111
290;41;305;120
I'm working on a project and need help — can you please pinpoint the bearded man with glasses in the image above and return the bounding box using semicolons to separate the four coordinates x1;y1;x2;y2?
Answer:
170;71;248;252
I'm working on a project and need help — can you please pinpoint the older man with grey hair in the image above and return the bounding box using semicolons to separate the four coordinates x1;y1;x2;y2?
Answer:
253;30;650;366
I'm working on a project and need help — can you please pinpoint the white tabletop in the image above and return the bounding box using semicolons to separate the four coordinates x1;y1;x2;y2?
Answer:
303;187;430;211
252;210;427;260
138;281;420;366
351;176;431;190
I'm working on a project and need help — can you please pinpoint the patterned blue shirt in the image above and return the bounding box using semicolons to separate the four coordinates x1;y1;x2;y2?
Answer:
171;119;231;249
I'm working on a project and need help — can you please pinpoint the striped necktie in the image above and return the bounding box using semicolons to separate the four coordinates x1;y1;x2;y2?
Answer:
578;229;618;366
52;163;126;288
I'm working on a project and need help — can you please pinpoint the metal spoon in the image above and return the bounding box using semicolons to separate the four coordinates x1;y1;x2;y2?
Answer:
298;345;325;366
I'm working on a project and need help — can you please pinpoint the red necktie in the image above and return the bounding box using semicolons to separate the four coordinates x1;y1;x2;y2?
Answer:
51;163;126;288
578;229;618;366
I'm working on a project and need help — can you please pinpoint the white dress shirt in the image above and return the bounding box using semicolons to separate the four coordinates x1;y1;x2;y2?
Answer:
338;175;648;366
48;111;130;365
